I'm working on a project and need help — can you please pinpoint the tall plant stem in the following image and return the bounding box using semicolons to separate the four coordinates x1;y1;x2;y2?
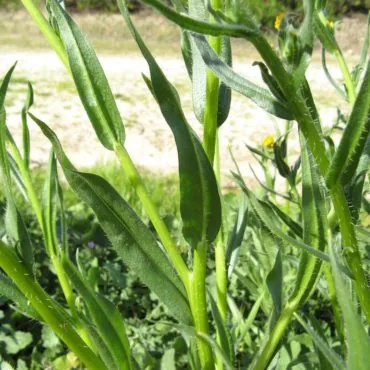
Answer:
114;144;190;289
252;36;370;320
214;136;227;370
334;49;356;104
203;0;222;165
0;241;106;370
189;242;214;370
6;142;76;316
252;304;295;370
330;184;370;321
20;0;70;71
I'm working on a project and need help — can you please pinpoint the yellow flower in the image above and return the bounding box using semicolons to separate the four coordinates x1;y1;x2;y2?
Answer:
274;12;286;30
327;20;335;28
263;135;275;149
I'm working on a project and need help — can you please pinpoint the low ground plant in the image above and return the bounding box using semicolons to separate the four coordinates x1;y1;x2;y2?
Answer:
0;0;369;369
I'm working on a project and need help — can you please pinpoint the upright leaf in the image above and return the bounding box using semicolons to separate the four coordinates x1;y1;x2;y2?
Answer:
326;60;370;188
63;257;132;370
118;0;221;246
287;132;327;308
330;246;370;370
49;0;124;150
0;67;34;273
30;114;193;325
21;82;33;168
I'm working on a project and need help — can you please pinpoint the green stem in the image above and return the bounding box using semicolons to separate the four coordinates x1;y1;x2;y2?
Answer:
7;142;76;314
252;304;295;370
334;49;356;104
214;136;227;370
253;36;370;320
20;0;70;71
114;144;190;289
330;184;370;322
203;3;222;164
0;241;106;370
190;242;214;370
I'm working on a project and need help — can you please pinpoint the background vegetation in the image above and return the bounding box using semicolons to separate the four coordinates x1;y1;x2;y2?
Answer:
1;0;370;25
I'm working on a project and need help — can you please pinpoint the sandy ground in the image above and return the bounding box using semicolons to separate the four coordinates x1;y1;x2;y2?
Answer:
1;11;368;188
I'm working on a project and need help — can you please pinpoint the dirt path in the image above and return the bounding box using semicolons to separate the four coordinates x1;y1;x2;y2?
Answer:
0;48;350;187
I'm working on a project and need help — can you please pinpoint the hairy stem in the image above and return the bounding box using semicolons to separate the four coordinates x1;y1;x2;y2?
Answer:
0;241;106;370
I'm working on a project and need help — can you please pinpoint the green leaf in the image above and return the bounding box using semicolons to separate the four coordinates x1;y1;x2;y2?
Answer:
347;136;370;221
63;257;131;370
0;272;40;319
30;114;193;325
42;152;59;256
0;329;32;355
313;10;338;54
253;61;287;104
232;171;331;263
49;0;124;150
118;0;221;246
226;194;248;277
322;48;346;99
141;0;258;39
21;82;33;168
0;71;34;273
352;12;370;87
326;60;370;188
191;33;293;120
295;314;345;370
266;249;283;330
160;348;176;370
330;246;370;370
209;294;235;365
162;322;235;370
273;138;291;178
288;132;327;307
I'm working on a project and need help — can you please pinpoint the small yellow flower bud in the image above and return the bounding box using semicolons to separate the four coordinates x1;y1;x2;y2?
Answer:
274;12;286;30
327;20;335;28
263;135;275;149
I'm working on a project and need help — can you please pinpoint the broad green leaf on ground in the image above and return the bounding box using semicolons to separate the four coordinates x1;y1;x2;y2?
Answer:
191;34;293;120
118;0;221;246
49;0;124;150
30;114;192;325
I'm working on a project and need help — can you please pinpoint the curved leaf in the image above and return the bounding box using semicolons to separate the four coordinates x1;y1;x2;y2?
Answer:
49;0;124;150
118;0;221;246
30;114;193;325
326;60;370;188
191;34;293;120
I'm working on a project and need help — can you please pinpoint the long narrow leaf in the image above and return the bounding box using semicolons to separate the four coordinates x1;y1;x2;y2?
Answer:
330;246;370;370
295;314;345;370
63;257;132;370
21;82;33;168
30;114;193;325
191;34;293;120
326;59;370;188
49;0;124;150
118;0;221;246
288;132;327;306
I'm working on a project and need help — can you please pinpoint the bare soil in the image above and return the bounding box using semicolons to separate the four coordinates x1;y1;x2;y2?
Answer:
0;10;368;188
